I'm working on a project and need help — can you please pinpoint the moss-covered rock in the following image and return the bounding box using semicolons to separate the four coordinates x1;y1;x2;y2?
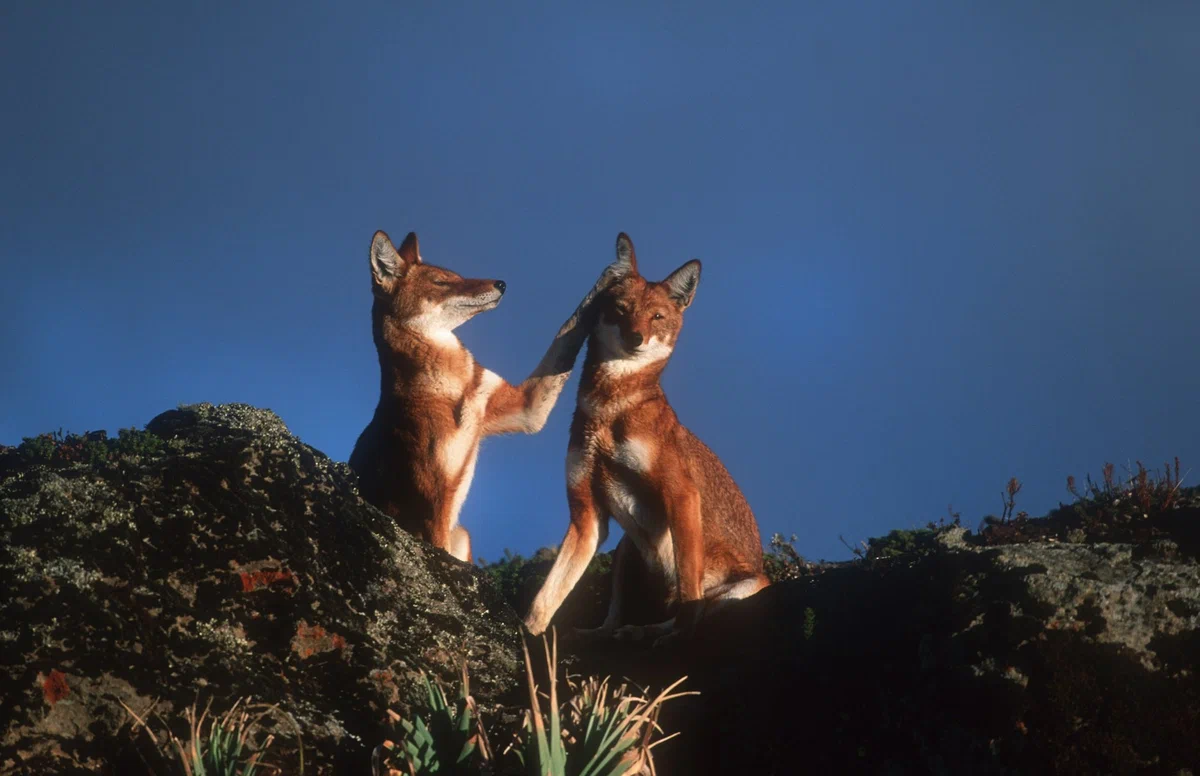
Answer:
0;403;521;774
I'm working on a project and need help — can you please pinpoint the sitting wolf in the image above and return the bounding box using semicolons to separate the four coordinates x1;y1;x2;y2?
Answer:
351;230;625;561
525;233;769;643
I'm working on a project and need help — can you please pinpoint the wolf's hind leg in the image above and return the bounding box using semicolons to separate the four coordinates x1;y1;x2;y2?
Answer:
706;573;769;603
450;525;472;563
617;573;769;647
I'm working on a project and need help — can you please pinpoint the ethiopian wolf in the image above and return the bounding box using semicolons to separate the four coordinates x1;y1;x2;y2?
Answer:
524;233;770;644
350;230;624;562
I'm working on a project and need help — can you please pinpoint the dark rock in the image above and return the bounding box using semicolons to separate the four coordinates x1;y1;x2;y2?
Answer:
0;403;521;775
4;403;1198;774
543;525;1200;774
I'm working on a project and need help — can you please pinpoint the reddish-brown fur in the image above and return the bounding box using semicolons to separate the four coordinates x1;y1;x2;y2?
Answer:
350;230;624;562
525;234;769;641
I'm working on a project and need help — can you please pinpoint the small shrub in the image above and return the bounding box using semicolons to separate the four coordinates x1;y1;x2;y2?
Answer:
14;426;167;467
1001;477;1022;522
114;427;165;458
584;551;612;577
478;549;531;608
1067;458;1186;520
18;431;63;462
865;528;940;560
764;533;808;582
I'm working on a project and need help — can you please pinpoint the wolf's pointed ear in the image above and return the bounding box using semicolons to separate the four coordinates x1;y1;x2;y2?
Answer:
663;260;701;309
397;231;422;266
370;231;402;285
371;230;418;286
615;232;639;275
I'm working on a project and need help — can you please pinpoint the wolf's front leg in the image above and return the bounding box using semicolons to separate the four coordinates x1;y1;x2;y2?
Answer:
663;485;708;639
482;262;627;436
524;488;603;635
573;535;632;640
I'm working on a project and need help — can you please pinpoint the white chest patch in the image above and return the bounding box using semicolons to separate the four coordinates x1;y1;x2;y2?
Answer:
593;324;673;379
439;369;502;476
604;477;642;527
405;299;469;348
603;476;677;581
445;449;479;530
414;366;470;399
613;436;654;474
439;369;503;525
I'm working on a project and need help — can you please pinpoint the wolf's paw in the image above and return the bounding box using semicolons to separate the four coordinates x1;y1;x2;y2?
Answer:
571;625;616;643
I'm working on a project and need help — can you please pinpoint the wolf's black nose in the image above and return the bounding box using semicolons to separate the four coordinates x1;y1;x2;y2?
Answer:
494;280;506;294
625;332;644;348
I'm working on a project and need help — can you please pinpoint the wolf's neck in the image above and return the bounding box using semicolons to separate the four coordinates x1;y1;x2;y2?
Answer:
579;336;667;403
373;312;466;395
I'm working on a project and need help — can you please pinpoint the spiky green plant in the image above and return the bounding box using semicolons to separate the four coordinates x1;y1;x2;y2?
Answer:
121;696;300;776
374;632;694;776
373;665;491;776
175;698;290;776
512;629;696;776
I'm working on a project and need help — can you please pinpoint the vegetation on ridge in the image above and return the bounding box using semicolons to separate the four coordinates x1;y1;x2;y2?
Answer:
372;631;694;776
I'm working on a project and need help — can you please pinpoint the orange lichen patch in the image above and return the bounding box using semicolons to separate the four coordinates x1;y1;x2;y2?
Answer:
239;568;296;593
291;620;348;659
369;669;401;704
42;670;69;705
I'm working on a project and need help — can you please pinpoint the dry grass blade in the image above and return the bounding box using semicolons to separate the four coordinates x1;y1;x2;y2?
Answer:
244;701;304;774
119;697;162;745
461;660;494;763
522;636;553;769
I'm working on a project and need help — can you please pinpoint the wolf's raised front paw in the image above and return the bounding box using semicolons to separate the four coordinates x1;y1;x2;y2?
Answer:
599;261;630;287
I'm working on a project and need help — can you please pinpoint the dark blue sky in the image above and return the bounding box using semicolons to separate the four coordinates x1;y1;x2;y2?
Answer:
3;2;1198;563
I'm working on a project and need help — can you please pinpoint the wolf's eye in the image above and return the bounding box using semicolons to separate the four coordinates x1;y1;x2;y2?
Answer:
652;312;664;321
432;280;451;287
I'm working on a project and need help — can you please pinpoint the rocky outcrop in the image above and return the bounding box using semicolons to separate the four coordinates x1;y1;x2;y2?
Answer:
0;404;521;775
2;401;1197;774
546;516;1200;775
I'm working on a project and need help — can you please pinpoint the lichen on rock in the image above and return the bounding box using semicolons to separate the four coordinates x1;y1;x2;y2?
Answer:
0;403;522;774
